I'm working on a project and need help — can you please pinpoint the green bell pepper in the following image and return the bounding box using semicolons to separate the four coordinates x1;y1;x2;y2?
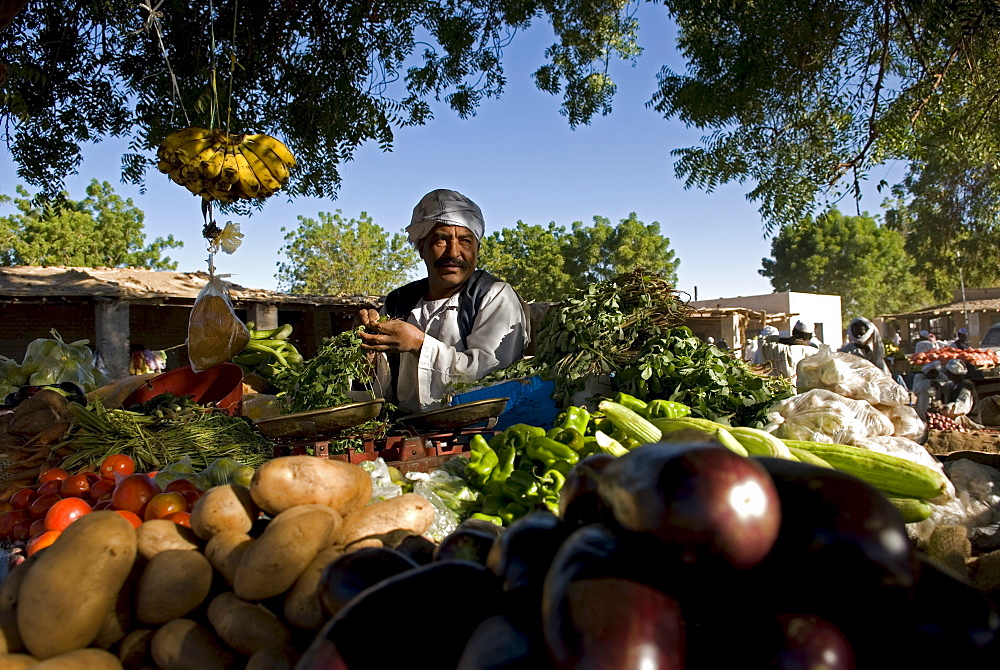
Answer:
467;433;499;487
498;500;531;525
502;469;545;503
504;423;547;452
555;406;590;435
526;436;580;467
479;494;504;516
646;399;692;419
613;392;649;417
483;443;517;496
546;426;586;454
470;513;504;527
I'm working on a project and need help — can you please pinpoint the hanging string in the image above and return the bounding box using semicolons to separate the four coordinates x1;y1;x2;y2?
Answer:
135;0;190;127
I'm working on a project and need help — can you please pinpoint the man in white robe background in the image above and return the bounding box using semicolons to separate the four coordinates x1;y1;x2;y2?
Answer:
358;189;530;413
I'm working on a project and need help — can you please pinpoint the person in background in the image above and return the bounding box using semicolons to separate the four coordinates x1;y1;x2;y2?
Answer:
358;189;530;413
914;330;943;355
754;320;820;386
716;337;730;350
745;325;779;363
914;358;979;423
952;327;972;350
892;330;903;348
839;316;889;374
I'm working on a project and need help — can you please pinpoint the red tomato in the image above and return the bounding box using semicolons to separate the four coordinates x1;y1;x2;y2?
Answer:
89;478;115;501
36;480;63;497
112;474;160;517
59;474;92;499
163;511;191;528
11;518;33;541
143;492;187;522
28;519;46;537
114;509;143;529
9;488;37;510
0;510;29;539
164;479;201;494
100;454;135;481
28;493;62;519
179;489;204;508
26;530;60;556
44;497;92;532
37;468;68;484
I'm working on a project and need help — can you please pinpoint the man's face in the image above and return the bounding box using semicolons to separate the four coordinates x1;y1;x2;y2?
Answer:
419;224;478;296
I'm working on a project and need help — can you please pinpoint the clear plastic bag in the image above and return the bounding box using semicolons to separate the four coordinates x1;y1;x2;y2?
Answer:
874;403;927;442
796;344;908;407
909;458;1000;549
20;329;98;391
361;458;404;503
765;388;894;443
187;272;250;373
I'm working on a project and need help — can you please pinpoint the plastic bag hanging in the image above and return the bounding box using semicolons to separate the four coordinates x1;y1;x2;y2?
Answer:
187;259;250;373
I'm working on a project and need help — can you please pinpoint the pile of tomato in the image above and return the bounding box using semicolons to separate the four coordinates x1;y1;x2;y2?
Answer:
0;454;205;557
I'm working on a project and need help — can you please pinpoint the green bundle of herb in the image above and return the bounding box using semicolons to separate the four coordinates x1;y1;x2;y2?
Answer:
62;401;273;473
270;326;379;414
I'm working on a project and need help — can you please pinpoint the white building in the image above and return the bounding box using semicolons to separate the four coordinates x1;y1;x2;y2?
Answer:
688;291;843;349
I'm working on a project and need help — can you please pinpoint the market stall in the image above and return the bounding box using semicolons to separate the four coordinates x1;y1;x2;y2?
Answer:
0;269;997;668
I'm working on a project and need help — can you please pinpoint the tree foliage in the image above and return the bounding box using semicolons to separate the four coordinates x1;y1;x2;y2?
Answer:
0;180;182;268
276;211;418;296
479;213;679;302
759;208;930;320
883;151;1000;301
653;1;1000;232
0;0;639;202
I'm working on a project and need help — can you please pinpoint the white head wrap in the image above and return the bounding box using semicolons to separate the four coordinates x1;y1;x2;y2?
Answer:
760;326;779;338
793;320;814;335
406;189;485;246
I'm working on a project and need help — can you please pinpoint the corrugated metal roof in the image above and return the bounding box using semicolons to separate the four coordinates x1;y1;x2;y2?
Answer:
0;266;380;307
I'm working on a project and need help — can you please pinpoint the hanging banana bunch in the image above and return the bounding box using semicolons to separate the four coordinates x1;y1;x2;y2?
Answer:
156;128;296;203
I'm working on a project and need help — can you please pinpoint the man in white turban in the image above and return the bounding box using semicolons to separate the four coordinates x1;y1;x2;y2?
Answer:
358;189;530;412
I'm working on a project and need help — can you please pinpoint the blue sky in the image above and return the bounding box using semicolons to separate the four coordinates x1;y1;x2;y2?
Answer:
0;5;901;301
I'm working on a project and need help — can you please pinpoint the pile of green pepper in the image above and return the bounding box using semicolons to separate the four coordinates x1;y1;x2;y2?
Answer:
463;395;693;526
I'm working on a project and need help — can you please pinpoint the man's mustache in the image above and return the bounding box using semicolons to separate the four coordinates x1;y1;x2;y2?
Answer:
435;257;468;268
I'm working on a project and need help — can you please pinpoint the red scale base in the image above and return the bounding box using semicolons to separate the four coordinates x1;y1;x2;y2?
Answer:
271;428;498;474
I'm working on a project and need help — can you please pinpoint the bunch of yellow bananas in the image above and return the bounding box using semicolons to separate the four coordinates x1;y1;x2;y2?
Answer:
156;127;296;202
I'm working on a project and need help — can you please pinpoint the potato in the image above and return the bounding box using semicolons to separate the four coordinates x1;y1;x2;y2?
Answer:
28;647;123;669
150;618;235;670
234;505;342;601
117;628;154;670
136;550;213;624
93;562;141;649
283;544;343;630
204;531;254;586
190;484;259;541
0;653;36;669
250;456;371;516
246;643;302;670
207;592;291;657
0;554;37;654
338;493;435;547
17;511;137;659
135;518;201;559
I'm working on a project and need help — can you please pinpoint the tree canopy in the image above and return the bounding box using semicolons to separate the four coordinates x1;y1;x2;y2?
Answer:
759;208;929;320
654;0;1000;233
0;0;639;202
478;213;679;302
276;211;418;295
0;180;182;268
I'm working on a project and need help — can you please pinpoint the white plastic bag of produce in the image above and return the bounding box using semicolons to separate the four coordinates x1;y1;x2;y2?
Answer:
874;403;927;442
20;329;98;391
187;271;250;373
909;458;1000;549
796;344;908;407
361;458;403;503
765;388;894;444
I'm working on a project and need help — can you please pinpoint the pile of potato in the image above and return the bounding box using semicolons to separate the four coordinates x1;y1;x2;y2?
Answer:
0;455;437;669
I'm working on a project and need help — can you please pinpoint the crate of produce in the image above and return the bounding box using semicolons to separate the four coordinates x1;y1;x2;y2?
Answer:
450;376;559;431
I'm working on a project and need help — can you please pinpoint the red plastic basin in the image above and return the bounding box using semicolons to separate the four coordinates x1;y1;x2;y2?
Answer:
121;363;244;416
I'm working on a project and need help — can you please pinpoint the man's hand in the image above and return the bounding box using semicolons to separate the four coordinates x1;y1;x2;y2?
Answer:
358;311;425;355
